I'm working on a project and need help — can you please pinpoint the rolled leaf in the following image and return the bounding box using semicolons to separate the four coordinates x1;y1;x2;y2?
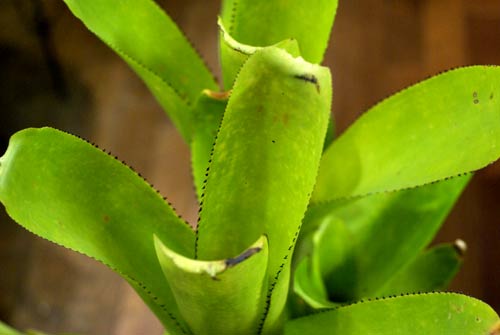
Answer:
377;243;464;297
285;293;500;335
292;216;351;312
196;47;331;333
0;128;194;334
305;176;469;301
218;18;301;89
313;66;500;203
293;257;337;310
63;0;219;141
310;216;351;280
155;235;268;335
220;0;339;65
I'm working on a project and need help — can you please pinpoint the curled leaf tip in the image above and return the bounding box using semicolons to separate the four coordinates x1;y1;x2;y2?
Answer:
155;234;267;278
453;239;467;257
218;16;256;55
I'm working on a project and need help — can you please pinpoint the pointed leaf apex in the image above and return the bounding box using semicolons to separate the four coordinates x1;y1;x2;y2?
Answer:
218;17;257;55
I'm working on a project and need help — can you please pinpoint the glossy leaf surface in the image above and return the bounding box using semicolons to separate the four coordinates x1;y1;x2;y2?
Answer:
0;128;194;334
377;243;463;297
156;235;268;335
196;47;331;333
63;0;218;141
285;293;500;335
313;66;500;203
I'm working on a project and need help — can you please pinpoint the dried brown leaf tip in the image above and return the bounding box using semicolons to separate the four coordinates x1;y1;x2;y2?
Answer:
203;89;231;100
490;320;500;335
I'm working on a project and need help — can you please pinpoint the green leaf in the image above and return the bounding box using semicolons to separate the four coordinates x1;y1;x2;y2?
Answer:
293;211;463;312
306;176;469;301
285;293;500;335
190;90;228;201
313;66;500;203
323;117;335;151
155;235;268;335
196;47;332;333
377;243;464;297
218;18;301;89
310;216;351;280
0;128;194;334
220;0;338;65
292;216;352;312
62;0;219;142
293;257;337;310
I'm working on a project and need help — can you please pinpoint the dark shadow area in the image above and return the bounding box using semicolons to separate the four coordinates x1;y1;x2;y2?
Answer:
0;0;91;325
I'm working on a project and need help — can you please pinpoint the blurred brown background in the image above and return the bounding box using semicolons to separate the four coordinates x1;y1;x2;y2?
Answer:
0;0;499;334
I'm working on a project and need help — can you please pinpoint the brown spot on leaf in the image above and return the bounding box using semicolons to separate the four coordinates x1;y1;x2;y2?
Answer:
103;215;110;223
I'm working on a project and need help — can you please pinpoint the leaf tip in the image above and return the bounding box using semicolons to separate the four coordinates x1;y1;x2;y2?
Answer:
202;89;231;101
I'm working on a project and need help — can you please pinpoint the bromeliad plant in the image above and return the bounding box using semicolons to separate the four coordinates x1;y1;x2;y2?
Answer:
1;0;500;334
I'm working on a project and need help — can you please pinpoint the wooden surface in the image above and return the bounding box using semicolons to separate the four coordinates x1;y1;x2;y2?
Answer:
0;0;499;333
